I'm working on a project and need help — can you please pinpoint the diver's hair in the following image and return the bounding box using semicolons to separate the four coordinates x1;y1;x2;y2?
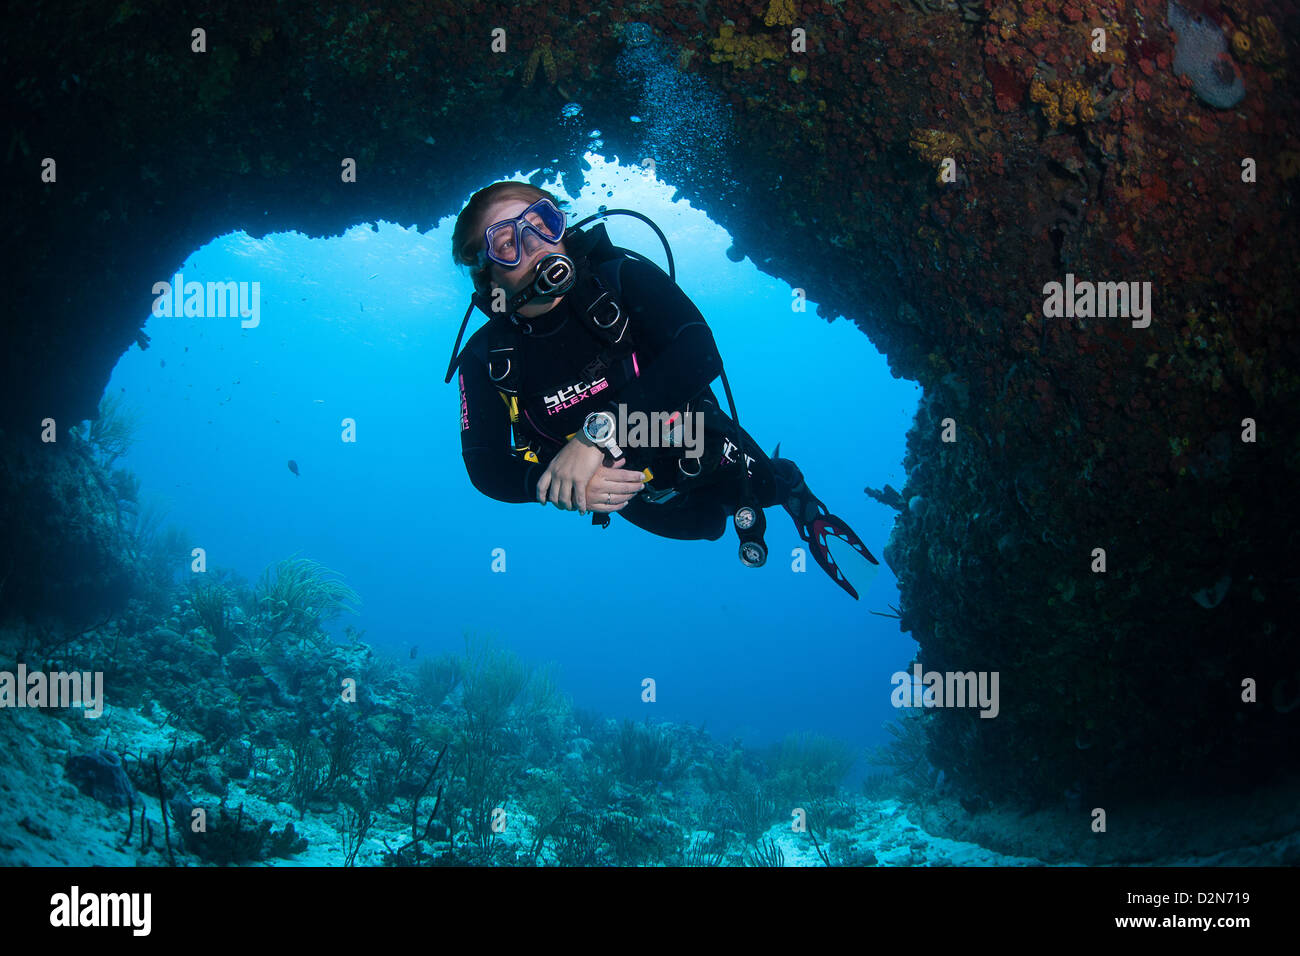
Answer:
451;181;564;276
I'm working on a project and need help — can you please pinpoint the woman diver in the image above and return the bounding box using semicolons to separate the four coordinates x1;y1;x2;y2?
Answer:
444;180;876;598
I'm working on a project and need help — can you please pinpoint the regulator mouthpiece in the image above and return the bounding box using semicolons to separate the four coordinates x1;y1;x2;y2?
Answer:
533;253;576;297
506;252;577;313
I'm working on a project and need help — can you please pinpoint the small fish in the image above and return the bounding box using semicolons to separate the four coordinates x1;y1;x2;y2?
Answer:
409;646;419;660
160;359;166;368
368;273;378;280
287;460;300;477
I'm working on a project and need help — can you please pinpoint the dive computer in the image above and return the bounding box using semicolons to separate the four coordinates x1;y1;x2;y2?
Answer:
582;410;623;459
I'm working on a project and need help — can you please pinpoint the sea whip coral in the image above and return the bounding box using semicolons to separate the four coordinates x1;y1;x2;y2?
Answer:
1167;1;1245;109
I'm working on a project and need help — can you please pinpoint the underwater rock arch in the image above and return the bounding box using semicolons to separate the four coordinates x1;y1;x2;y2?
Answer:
2;0;1297;808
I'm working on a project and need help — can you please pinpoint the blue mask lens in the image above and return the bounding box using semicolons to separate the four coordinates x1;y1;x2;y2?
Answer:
483;199;565;268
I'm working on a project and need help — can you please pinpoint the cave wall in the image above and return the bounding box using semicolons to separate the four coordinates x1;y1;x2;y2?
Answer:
2;0;1297;804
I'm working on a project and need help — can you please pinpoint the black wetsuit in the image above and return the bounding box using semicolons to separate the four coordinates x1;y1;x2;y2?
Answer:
458;256;785;541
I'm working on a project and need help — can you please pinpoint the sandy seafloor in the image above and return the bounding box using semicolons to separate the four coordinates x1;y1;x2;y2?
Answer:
3;705;1298;868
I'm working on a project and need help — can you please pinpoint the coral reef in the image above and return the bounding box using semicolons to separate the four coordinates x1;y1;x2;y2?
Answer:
256;556;361;649
1029;73;1097;127
909;128;964;164
1;0;1296;815
764;0;798;28
66;751;135;809
522;35;558;88
1238;14;1284;68
1167;1;1245;109
173;798;308;864
710;23;785;70
6;590;1300;866
0;429;138;623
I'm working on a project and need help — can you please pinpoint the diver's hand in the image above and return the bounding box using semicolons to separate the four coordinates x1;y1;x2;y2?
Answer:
536;435;605;512
586;457;648;513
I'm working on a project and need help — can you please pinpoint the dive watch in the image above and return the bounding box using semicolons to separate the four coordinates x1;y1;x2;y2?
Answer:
582;410;623;458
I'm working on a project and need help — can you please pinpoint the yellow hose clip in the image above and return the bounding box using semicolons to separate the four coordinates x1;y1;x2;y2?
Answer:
498;392;519;422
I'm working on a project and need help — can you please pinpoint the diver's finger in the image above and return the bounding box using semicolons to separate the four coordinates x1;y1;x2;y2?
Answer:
594;479;642;500
594;481;641;498
604;468;649;485
598;490;638;503
576;479;588;515
536;470;552;505
608;485;639;501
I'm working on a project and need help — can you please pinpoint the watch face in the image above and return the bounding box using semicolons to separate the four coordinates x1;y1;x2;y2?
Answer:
588;416;613;441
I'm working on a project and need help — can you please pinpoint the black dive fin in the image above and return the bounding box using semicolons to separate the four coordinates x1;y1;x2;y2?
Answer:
807;514;879;601
771;452;878;599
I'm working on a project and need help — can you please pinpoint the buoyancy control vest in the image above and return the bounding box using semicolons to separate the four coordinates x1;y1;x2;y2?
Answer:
470;222;640;453
444;210;770;565
446;223;643;462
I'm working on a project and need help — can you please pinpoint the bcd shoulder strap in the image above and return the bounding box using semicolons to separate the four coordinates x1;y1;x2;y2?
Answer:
475;248;639;398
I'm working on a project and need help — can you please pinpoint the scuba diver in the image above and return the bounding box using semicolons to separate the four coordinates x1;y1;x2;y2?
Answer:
445;180;878;599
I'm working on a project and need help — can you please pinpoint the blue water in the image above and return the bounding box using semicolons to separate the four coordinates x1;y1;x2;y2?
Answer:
107;155;920;779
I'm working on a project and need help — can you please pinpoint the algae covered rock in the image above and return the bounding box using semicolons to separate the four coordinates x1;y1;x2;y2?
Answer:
66;750;135;809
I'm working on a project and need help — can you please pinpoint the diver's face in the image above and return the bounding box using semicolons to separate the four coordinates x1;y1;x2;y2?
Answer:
479;197;568;315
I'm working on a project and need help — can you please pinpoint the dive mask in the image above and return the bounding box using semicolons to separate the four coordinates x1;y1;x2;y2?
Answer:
480;198;567;268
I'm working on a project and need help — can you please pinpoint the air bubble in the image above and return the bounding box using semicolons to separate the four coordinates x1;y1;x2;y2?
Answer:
561;103;583;118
